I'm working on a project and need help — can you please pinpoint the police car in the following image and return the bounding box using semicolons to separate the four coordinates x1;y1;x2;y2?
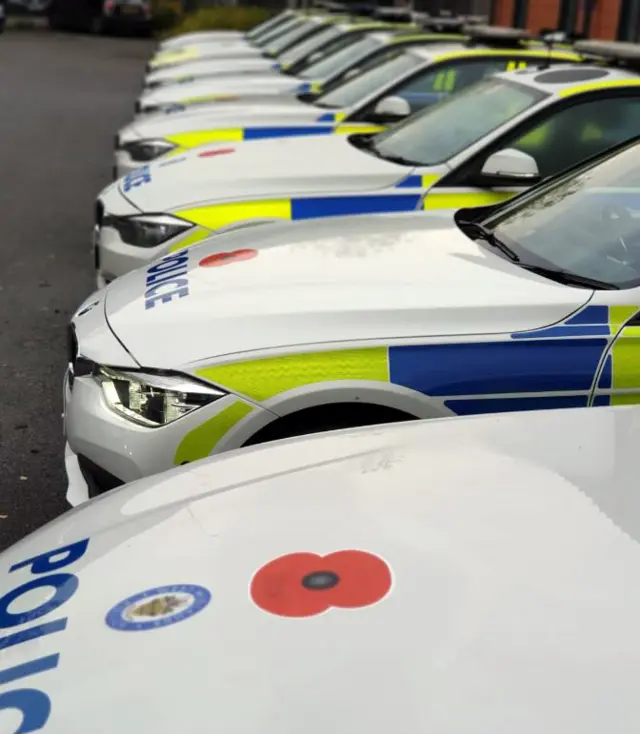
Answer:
5;405;640;733
137;24;576;115
97;40;640;285
143;20;417;91
69;132;640;503
117;30;471;177
147;13;336;72
154;8;297;52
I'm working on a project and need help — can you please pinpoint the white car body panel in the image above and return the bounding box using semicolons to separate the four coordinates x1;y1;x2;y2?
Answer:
138;73;313;112
116;135;410;212
145;56;280;88
102;215;589;369
158;30;244;49
6;404;640;733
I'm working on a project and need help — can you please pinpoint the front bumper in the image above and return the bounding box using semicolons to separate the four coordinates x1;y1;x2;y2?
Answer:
63;366;271;506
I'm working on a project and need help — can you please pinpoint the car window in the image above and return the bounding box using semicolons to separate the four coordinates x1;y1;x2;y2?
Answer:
264;21;321;55
315;50;424;109
298;35;381;79
278;25;342;66
253;18;307;48
369;76;548;165
508;96;640;178
481;141;640;289
390;58;520;114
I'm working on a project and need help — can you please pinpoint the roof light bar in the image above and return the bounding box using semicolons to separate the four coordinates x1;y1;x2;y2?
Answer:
573;39;640;66
464;24;532;47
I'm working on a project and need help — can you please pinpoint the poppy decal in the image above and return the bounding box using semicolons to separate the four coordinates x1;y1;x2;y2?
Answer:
250;550;392;618
198;148;235;158
199;249;257;268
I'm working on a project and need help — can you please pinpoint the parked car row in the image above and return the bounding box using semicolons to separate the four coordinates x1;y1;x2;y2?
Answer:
3;7;640;732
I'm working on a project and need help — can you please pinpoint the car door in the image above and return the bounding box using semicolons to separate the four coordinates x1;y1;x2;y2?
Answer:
592;305;640;407
427;90;640;211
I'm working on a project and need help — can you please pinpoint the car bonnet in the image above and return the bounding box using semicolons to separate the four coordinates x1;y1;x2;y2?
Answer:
103;211;590;369
117;134;410;213
139;74;308;108
146;56;279;85
2;404;640;732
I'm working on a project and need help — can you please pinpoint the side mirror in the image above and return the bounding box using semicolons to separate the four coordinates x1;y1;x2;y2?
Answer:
342;67;360;82
372;95;411;121
480;148;541;186
307;51;324;64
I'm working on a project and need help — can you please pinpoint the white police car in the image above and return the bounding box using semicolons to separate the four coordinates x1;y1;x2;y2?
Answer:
146;14;331;72
99;51;640;284
116;34;472;177
5;402;640;732
69;133;640;504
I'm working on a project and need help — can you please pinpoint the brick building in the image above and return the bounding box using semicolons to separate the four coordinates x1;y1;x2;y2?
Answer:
417;0;637;40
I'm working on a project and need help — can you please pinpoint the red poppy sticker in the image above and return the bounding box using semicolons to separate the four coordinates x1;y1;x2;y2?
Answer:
250;550;392;618
198;147;235;158
199;249;257;268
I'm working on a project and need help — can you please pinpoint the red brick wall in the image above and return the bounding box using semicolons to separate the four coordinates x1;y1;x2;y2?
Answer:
490;0;621;38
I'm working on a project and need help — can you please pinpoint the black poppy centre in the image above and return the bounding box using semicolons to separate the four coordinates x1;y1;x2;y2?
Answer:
302;570;341;591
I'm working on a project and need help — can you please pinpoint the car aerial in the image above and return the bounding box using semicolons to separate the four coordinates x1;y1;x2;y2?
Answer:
7;404;640;733
97;38;640;285
146;13;337;72
68;131;640;502
116;29;473;177
47;0;153;34
135;23;576;115
143;19;420;91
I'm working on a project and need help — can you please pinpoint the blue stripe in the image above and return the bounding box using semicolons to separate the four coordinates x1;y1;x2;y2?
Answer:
272;63;282;70
512;305;611;339
593;395;611;406
445;395;589;415
389;339;608;395
316;112;336;123
244;126;333;140
291;194;421;220
395;175;422;188
566;305;609;325
297;82;313;93
598;355;612;388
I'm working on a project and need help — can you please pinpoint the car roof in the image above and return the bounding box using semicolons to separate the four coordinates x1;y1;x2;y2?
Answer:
492;63;640;98
410;43;578;63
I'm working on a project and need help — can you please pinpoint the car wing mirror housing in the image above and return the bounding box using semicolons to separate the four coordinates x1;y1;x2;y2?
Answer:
480;148;542;187
372;95;411;122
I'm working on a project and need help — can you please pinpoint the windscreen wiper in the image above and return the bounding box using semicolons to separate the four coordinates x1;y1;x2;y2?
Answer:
459;221;520;262
521;265;620;290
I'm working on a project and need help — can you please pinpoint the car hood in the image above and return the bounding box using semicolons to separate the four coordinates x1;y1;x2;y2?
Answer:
139;74;306;109
118;135;408;213
4;404;640;733
149;41;261;69
146;57;279;86
103;212;591;369
120;103;323;143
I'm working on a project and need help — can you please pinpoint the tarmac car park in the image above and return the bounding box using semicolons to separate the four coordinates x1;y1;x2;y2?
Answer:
116;29;474;175
68;132;640;503
5;405;640;734
99;39;640;284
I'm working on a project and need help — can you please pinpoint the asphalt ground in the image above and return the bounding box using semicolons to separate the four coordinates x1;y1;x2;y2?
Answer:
0;29;154;551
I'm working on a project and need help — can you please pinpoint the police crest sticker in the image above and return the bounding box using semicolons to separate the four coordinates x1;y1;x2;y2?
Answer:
105;584;211;632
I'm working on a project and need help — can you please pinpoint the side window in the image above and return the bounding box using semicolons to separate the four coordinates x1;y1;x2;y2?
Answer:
394;59;516;114
508;95;640;178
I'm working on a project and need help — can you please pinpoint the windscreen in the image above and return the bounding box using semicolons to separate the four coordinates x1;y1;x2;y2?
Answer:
315;49;422;109
278;25;343;66
372;76;548;165
299;35;381;79
267;21;327;57
253;17;309;49
483;143;640;289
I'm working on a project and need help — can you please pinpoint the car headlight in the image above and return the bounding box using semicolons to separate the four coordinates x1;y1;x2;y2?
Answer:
94;367;226;427
121;138;178;162
103;214;192;248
